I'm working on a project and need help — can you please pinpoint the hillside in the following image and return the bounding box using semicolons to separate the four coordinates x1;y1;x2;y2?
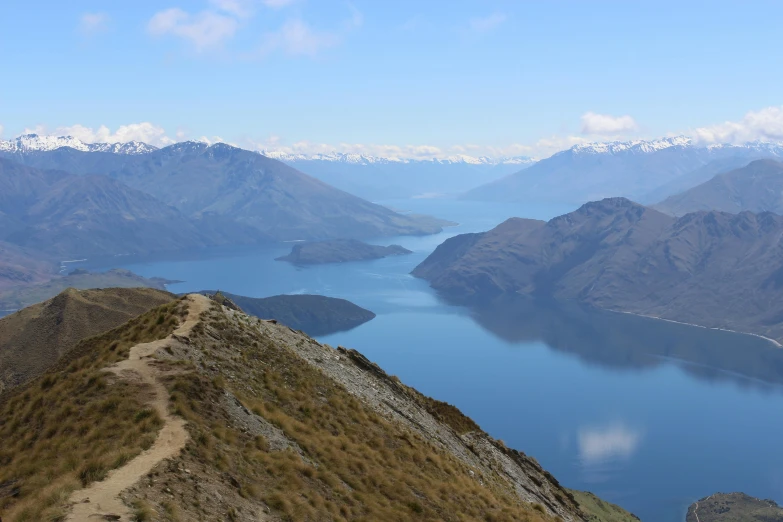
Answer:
276;239;412;265
0;158;267;258
0;241;56;291
0;268;177;310
686;493;783;522
196;291;376;336
0;291;612;521
462;138;783;204
655;159;783;216
413;197;783;342
0;287;173;393
1;143;453;241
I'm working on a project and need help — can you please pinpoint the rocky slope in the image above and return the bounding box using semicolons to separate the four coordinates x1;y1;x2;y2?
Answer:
196;291;376;336
0;291;625;521
276;239;412;265
1;142;452;241
414;197;783;342
686;493;783;522
655;159;783;216
0;287;174;393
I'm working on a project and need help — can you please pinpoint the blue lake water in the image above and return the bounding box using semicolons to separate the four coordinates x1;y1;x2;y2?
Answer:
74;199;783;522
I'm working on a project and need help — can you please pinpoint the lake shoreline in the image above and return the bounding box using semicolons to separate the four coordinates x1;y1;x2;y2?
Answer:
606;308;783;348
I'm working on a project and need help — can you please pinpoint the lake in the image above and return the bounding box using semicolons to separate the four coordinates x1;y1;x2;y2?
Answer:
74;199;783;522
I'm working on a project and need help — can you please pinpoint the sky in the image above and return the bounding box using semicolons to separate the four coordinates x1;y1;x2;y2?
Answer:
1;0;783;159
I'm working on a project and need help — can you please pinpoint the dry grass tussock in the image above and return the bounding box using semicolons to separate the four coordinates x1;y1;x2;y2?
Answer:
0;298;188;522
127;302;559;522
0;286;174;392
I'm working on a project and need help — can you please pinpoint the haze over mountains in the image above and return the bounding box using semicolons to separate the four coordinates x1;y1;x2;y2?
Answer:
263;150;535;199
463;137;783;204
414;197;783;342
0;158;263;258
655;159;783;216
0;137;456;255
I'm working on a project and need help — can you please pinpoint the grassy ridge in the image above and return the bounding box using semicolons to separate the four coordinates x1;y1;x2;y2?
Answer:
0;299;187;521
128;301;564;521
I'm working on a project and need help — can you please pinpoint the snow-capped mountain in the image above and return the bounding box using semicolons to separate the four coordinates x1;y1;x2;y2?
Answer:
570;136;693;155
568;136;783;157
465;137;783;204
0;134;157;155
259;149;535;167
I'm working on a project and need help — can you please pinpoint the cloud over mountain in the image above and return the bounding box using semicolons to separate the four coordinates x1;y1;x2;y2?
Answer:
692;105;783;144
581;112;638;135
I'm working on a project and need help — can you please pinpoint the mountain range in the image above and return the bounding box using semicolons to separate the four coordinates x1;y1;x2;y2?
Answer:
0;139;452;242
655;159;783;216
413;197;783;342
262;151;535;200
463;137;783;204
0;158;264;258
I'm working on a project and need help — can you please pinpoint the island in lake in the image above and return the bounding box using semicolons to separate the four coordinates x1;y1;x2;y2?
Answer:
196;291;376;336
687;493;783;522
276;238;412;265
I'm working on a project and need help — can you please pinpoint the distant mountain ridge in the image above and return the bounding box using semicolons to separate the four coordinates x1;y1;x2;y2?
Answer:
261;149;535;166
414;197;783;342
655;159;783;216
0;142;452;241
463;136;783;204
0;134;157;155
0;158;267;258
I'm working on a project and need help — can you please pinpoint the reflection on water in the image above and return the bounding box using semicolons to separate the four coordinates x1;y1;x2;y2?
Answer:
55;199;783;522
469;295;783;391
578;422;644;466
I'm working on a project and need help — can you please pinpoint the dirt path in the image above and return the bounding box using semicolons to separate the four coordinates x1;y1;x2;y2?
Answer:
66;294;210;521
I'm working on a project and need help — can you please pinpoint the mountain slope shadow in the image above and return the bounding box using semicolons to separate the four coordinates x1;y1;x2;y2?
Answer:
468;295;783;389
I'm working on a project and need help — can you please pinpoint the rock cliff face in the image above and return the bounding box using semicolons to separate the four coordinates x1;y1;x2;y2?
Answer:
414;197;783;342
276;239;412;265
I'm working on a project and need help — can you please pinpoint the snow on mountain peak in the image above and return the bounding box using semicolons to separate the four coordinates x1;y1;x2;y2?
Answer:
258;149;535;166
569;136;693;155
0;134;157;155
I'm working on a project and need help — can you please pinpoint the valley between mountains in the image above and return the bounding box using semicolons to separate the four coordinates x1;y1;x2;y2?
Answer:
4;135;783;521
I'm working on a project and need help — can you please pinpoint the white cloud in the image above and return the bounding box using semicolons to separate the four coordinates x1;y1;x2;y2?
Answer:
581;112;638;135
578;423;642;465
148;2;357;57
148;8;239;51
263;0;297;8
469;13;507;33
41;123;176;147
80;12;110;36
692;105;783;145
259;19;340;57
209;0;255;18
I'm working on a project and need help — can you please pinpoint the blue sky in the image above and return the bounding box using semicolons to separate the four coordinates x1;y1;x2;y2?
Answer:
1;0;783;158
